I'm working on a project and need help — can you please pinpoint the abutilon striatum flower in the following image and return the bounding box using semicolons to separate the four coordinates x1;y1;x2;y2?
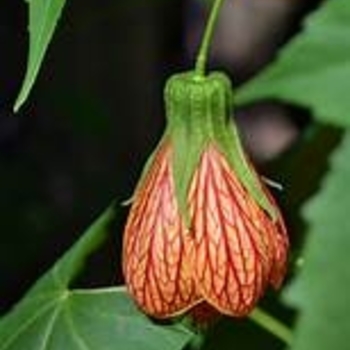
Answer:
122;72;289;319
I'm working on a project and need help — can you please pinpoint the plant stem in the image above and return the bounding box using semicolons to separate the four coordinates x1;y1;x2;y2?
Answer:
249;307;293;345
195;0;225;76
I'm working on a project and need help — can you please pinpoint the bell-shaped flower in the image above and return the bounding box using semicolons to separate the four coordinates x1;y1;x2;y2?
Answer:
122;72;289;319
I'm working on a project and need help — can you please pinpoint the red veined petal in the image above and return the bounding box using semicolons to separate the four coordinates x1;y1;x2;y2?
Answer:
245;163;289;289
189;144;287;317
122;140;201;318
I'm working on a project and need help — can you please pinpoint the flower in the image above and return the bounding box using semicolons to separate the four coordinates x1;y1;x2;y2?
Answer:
122;72;289;319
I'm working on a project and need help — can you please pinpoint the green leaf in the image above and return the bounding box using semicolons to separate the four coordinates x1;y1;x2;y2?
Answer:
14;0;67;112
284;131;350;350
0;207;193;350
236;0;350;128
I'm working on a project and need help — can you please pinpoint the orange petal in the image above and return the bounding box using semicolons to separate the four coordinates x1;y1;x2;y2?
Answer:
189;144;286;316
123;141;201;318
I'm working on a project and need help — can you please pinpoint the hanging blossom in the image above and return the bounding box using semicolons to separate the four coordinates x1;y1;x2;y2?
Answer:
122;72;289;319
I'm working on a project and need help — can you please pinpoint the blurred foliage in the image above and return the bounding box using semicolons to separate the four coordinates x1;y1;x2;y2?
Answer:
285;131;350;350
236;0;350;127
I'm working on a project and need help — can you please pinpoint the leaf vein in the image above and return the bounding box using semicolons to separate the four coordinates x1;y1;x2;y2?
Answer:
0;297;61;350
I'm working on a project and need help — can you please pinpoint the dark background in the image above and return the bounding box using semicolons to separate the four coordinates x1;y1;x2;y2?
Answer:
0;0;330;349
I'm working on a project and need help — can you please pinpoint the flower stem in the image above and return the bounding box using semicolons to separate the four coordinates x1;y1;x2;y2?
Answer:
249;307;293;345
195;0;225;76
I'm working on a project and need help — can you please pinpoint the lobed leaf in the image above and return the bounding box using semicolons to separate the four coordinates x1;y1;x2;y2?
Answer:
236;0;350;128
0;207;193;350
14;0;67;112
284;131;350;350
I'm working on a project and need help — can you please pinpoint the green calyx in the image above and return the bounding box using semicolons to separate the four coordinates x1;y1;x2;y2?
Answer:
163;71;277;224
